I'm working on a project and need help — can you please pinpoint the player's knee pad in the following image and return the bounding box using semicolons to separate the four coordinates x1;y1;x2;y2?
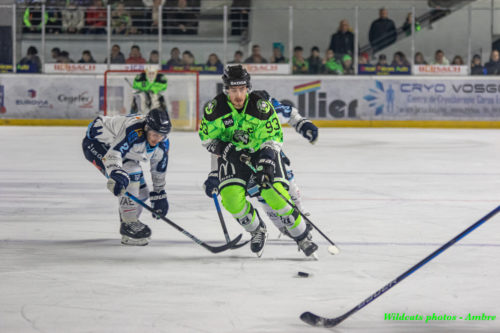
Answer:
220;185;247;215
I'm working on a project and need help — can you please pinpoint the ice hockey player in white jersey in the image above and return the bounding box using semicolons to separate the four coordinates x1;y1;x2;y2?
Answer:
203;90;319;238
82;108;171;246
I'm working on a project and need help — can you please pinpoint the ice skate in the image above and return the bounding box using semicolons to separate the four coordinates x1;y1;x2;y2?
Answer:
120;220;151;246
250;220;268;257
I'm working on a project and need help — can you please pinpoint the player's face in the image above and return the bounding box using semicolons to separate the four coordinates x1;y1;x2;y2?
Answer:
228;85;248;109
146;129;166;147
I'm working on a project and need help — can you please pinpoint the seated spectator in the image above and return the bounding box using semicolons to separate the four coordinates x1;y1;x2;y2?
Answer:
391;51;410;67
165;47;182;67
206;53;223;67
292;46;309;74
432;49;449;65
342;54;354;75
329;19;354;57
470;54;485;75
414;52;427;65
58;51;74;63
46;2;62;34
126;45;146;64
229;50;244;64
245;44;267;63
376;54;388;66
270;45;287;64
451;55;464;65
369;8;397;53
402;12;421;36
86;0;107;34
51;47;61;63
230;0;250;36
23;3;45;33
145;0;165;34
485;50;500;75
149;50;160;64
62;1;85;34
78;50;96;63
307;46;322;74
182;50;196;66
164;0;199;35
321;49;343;75
105;44;126;64
112;2;133;35
18;46;42;73
359;52;370;65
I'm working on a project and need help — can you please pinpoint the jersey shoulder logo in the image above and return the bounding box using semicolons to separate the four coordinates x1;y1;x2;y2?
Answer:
257;99;271;114
205;99;217;115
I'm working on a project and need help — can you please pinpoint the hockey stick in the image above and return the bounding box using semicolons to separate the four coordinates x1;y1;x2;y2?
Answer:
125;192;243;253
300;205;500;328
212;191;250;249
240;156;340;255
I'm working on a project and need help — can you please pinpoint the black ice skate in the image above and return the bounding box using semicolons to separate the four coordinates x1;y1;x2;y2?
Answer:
250;213;267;257
120;221;151;246
295;232;318;257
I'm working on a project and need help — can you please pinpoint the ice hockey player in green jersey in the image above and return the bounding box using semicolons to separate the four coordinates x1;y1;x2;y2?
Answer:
198;64;318;257
131;65;168;114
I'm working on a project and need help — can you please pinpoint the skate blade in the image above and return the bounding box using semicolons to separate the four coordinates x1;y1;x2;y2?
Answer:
121;235;149;246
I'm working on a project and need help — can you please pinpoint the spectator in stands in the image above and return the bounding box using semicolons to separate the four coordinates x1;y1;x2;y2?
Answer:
149;50;160;64
62;1;85;34
391;51;410;67
292;46;309;74
105;44;126;64
402;12;421;36
244;45;267;63
145;0;165;34
414;52;427;65
485;50;500;75
165;47;182;67
329;19;354;57
182;50;196;66
18;46;42;73
78;50;96;63
51;47;61;62
432;49;449;65
376;54;388;66
321;49;343;75
46;1;62;34
359;52;370;65
451;55;464;65
86;0;107;34
229;50;244;64
164;0;199;35
342;54;354;75
59;51;74;63
270;44;287;64
126;45;146;64
369;8;397;53
206;53;223;71
307;46;322;74
23;3;45;33
230;0;250;36
470;54;485;75
112;2;133;35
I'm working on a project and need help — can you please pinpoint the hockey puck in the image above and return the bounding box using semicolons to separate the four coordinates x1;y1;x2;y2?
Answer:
297;271;309;278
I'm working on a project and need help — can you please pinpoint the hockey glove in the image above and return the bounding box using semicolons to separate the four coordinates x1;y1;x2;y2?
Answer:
107;169;130;196
203;171;220;197
256;148;276;188
297;119;319;144
150;189;168;219
221;142;245;166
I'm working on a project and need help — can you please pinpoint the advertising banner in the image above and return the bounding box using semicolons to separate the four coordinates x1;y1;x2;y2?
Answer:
413;65;468;76
243;63;290;75
358;64;411;75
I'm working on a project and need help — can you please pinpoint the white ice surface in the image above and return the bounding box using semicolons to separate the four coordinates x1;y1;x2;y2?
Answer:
1;126;499;333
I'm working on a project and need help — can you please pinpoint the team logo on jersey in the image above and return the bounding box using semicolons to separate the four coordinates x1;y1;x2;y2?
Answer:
233;130;249;144
257;99;271;114
205;99;217;115
222;116;234;128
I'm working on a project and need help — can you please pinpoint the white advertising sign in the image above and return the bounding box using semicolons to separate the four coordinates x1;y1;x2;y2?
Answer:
413;65;469;76
243;64;290;75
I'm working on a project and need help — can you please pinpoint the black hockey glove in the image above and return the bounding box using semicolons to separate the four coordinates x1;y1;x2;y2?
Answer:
150;189;168;219
203;171;220;197
221;142;246;165
297;119;319;144
106;169;130;196
256;148;276;188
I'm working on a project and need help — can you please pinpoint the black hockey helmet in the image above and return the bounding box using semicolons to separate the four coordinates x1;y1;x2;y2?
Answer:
145;108;172;136
222;64;251;92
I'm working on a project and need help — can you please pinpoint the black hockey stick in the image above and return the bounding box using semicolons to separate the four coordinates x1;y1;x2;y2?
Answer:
300;205;500;328
240;156;340;255
126;192;243;253
212;191;249;249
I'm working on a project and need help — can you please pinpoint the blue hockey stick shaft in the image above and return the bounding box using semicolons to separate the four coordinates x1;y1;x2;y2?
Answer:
301;205;500;328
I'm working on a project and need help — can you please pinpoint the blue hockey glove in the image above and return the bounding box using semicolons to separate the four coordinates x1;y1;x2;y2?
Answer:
203;171;220;198
106;169;130;196
150;189;168;219
297;119;319;144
